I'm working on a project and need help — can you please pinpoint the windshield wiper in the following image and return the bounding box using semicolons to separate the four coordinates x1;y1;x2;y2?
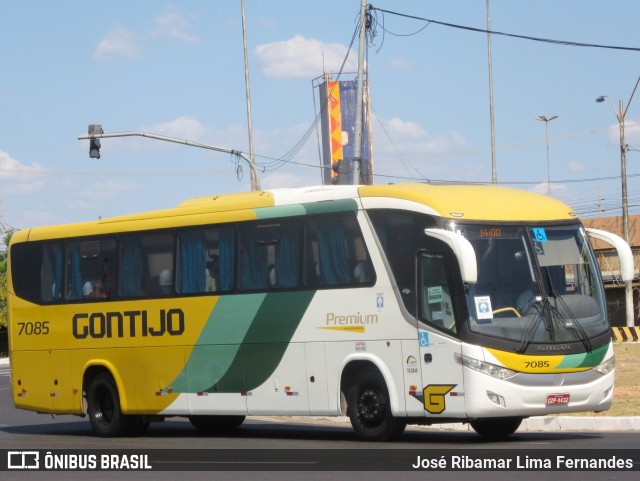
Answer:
516;299;546;353
542;266;593;353
553;295;593;353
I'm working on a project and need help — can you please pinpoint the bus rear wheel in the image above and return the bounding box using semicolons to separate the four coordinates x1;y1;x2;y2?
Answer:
470;417;523;439
86;373;134;437
189;415;246;433
347;368;406;442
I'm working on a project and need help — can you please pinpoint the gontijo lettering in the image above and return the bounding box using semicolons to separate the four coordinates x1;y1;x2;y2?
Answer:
72;309;185;339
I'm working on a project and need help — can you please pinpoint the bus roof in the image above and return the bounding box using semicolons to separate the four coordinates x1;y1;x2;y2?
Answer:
15;182;576;243
358;183;577;221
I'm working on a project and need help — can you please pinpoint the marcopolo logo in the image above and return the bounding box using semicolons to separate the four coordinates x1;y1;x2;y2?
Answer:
7;451;39;469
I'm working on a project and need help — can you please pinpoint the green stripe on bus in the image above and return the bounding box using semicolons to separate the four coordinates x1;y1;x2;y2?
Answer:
302;198;358;215
207;290;315;392
254;199;359;220
255;204;307;220
170;291;315;394
170;294;265;393
555;344;607;369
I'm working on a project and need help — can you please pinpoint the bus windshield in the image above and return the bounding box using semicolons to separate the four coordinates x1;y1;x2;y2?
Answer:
457;223;608;347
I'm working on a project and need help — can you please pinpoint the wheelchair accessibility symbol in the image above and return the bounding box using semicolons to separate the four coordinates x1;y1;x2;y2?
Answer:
532;227;548;242
419;331;429;347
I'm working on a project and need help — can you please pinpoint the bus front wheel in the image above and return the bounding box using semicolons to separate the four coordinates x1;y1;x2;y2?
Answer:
470;417;523;439
86;373;134;437
347;368;406;441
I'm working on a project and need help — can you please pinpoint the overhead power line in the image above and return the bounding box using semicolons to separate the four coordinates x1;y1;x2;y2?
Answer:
370;6;640;52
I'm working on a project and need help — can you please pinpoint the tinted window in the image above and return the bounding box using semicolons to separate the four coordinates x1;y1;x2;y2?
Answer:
119;233;174;298
304;214;374;288
177;226;235;294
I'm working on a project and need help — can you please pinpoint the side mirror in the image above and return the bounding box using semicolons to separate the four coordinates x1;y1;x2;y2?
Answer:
424;228;477;284
585;228;634;282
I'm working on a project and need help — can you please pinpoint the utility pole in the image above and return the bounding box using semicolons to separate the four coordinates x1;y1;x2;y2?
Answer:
240;0;258;192
486;0;497;184
352;0;367;185
596;75;640;327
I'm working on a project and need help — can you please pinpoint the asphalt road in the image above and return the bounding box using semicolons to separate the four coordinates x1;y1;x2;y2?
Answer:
1;360;639;480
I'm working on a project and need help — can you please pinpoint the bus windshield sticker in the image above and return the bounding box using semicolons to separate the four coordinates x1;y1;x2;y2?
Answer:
532;227;548;242
427;286;443;303
474;296;493;320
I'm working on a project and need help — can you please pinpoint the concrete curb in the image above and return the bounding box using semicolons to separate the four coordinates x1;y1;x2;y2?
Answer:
284;415;640;432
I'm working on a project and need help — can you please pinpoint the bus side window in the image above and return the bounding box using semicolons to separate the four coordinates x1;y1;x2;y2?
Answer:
42;242;63;302
303;214;374;288
65;239;116;300
176;226;235;294
119;233;173;298
238;224;269;291
268;222;300;289
10;242;44;304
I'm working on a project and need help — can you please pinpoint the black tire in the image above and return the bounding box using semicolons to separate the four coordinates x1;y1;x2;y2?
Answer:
128;415;150;436
189;415;246;433
86;372;134;437
347;368;406;442
470;417;523;439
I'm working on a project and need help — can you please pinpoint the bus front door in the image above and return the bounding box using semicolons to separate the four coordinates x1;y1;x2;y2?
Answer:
416;252;466;419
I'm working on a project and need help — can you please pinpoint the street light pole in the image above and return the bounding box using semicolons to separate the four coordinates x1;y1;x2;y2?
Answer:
596;75;640;327
535;115;558;196
486;0;497;184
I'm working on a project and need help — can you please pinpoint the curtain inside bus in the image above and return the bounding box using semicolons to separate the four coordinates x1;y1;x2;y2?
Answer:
274;223;300;288
219;228;235;291
68;244;83;299
119;238;144;297
316;218;351;285
178;231;206;293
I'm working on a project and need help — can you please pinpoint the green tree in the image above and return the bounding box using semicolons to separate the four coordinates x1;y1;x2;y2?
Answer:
0;230;14;329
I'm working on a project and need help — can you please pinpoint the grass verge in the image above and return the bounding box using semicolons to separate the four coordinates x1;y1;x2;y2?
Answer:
606;342;640;416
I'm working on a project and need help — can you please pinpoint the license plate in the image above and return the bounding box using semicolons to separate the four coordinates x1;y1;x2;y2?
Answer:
546;393;570;406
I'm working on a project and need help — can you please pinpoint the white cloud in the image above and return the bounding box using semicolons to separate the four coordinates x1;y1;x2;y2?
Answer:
0;150;46;194
567;159;585;172
145;116;207;141
255;35;356;79
606;119;640;147
260;171;319;190
378;117;468;155
389;57;413;71
151;5;199;44
93;26;142;61
76;179;134;200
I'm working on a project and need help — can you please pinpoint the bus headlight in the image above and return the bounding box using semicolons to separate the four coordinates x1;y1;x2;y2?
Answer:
455;353;517;380
593;355;615;375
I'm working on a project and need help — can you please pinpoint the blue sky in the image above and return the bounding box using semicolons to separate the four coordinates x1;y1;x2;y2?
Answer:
2;0;640;242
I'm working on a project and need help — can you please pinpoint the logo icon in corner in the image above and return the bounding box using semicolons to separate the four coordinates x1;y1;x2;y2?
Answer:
7;451;40;469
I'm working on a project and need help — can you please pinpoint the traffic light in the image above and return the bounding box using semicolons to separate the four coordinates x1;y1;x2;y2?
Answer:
88;124;103;159
331;159;350;185
89;138;101;159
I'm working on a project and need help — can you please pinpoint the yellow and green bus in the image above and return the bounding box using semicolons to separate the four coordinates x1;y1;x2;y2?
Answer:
7;183;633;441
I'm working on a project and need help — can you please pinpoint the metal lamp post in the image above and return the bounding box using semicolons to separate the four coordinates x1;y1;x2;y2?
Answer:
596;75;640;327
535;115;558;196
